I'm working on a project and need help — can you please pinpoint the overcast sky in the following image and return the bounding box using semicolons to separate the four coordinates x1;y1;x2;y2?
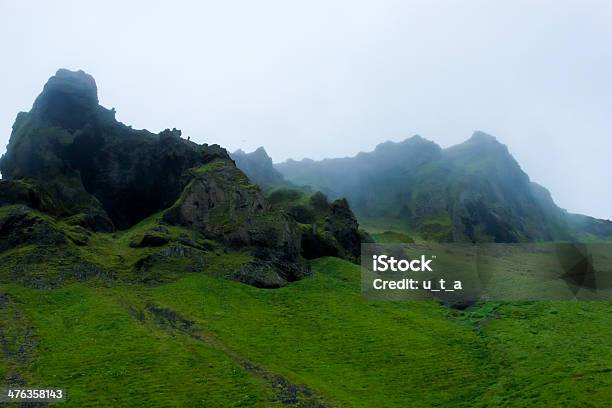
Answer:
0;0;610;219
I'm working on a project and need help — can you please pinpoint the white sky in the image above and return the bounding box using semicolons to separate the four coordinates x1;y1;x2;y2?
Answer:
0;0;611;219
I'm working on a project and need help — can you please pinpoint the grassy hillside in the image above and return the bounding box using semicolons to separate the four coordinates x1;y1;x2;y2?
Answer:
1;257;610;407
3;68;610;407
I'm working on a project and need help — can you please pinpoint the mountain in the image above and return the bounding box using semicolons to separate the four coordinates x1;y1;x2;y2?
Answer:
0;69;364;289
230;147;286;189
276;132;612;242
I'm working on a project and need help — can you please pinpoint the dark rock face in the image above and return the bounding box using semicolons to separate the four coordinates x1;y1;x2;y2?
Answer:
268;189;368;262
1;69;365;288
301;229;340;259
0;69;228;230
325;198;362;258
29;69;99;130
66;128;226;229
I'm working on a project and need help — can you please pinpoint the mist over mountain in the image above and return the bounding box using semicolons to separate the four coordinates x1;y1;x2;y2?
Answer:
273;133;612;242
230;147;286;190
0;69;365;288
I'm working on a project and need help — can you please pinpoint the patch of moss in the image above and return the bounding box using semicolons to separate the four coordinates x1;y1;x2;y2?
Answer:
188;159;228;176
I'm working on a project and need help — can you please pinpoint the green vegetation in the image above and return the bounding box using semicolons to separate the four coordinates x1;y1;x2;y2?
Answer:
189;159;228;176
1;285;275;407
2;69;611;407
1;256;610;406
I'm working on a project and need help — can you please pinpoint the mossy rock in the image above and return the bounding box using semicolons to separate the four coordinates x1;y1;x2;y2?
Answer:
230;259;288;288
0;178;64;215
133;244;206;284
129;226;171;248
0;205;67;251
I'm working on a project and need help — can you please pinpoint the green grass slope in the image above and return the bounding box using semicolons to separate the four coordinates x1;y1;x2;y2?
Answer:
150;258;488;407
1;285;276;407
1;257;611;406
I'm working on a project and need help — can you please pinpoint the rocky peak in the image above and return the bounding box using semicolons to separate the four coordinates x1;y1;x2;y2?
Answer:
453;131;511;157
252;146;271;158
468;130;499;143
444;131;518;176
30;69;100;129
233;146;272;162
0;69;233;229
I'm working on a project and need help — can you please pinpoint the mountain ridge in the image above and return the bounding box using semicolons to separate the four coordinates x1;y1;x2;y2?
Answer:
271;132;612;242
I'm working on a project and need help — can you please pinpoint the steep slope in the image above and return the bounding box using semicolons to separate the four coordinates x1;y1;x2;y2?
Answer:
0;69;228;230
277;132;612;242
0;69;364;288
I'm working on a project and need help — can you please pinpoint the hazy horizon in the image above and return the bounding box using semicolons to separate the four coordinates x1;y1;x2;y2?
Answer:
1;1;611;220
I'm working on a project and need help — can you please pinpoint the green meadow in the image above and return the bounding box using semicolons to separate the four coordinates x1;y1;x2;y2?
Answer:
1;256;610;407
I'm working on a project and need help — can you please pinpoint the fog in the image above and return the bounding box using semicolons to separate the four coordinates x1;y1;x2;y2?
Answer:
0;0;610;219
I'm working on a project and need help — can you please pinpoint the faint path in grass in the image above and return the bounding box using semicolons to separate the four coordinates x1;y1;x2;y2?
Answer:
147;257;498;407
125;298;334;407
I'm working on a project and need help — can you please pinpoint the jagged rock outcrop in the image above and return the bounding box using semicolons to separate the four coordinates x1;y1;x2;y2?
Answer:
0;69;233;231
0;69;366;288
268;189;370;262
163;159;268;242
162;157;308;285
326;198;363;258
